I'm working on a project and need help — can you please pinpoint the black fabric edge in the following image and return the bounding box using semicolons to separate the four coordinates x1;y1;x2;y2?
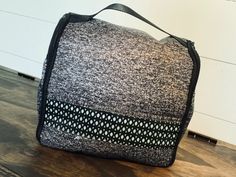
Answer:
166;40;201;167
36;13;72;141
36;13;201;167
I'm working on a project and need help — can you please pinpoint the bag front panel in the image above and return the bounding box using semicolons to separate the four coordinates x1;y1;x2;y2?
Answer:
38;18;195;166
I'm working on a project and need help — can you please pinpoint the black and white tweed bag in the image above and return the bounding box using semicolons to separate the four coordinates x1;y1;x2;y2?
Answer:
36;4;200;167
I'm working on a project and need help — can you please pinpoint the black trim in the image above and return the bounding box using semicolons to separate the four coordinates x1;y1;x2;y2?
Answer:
188;131;217;145
167;40;200;167
18;72;35;81
36;12;200;167
36;13;72;141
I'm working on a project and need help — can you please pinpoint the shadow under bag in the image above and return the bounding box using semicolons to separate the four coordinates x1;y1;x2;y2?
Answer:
36;3;200;167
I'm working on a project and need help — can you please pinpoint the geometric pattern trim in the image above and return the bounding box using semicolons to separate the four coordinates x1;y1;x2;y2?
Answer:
44;99;181;149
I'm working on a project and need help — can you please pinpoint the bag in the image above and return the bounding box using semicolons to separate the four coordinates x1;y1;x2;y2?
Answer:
36;3;200;167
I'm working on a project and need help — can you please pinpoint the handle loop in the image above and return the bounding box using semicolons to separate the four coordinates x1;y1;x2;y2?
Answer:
88;3;187;47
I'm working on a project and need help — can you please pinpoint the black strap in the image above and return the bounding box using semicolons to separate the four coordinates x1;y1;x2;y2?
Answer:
88;3;187;47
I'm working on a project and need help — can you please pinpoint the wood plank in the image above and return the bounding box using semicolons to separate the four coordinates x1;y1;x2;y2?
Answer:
0;164;21;177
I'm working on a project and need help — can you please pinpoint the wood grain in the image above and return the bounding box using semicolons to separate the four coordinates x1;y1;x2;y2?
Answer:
0;68;235;177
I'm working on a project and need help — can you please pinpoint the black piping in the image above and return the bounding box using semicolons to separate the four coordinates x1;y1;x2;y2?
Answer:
36;13;72;141
167;40;200;167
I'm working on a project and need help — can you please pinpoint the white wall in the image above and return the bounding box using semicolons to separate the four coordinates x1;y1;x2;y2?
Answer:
0;0;235;145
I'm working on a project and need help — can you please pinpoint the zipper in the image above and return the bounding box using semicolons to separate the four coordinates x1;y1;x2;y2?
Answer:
181;40;200;139
36;13;71;141
168;40;200;167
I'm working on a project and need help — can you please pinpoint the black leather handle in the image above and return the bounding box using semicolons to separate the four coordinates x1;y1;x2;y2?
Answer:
88;3;187;47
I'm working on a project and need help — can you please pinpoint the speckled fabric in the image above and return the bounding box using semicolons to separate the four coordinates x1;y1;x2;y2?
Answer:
38;18;196;166
41;125;174;167
47;20;193;120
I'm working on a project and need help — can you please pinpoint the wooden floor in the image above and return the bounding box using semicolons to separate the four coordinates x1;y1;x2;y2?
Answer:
0;68;235;177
